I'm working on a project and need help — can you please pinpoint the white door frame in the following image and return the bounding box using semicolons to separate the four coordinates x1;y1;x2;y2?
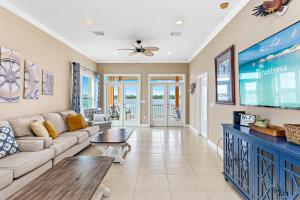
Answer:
103;74;141;126
196;72;208;139
148;74;186;127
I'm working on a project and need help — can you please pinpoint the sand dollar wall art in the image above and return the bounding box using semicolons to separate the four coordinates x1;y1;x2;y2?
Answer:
24;61;39;99
0;47;21;103
42;70;53;95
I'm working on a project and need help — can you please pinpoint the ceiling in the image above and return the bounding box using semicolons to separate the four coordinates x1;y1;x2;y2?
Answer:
1;0;248;63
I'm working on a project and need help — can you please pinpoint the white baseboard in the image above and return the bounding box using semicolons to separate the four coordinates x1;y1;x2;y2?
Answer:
188;126;223;159
207;139;223;160
140;124;150;128
188;124;198;134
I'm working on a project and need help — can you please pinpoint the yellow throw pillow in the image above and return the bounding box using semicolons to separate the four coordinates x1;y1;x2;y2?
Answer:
30;121;49;137
66;114;88;132
44;120;58;139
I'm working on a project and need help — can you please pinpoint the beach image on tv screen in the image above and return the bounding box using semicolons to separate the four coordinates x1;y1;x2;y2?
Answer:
239;22;300;109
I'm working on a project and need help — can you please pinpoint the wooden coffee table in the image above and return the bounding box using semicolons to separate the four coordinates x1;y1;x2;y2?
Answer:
8;156;113;200
90;129;133;164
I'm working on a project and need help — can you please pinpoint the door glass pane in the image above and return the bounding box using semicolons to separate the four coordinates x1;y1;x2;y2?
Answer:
124;84;139;126
152;85;165;121
107;84;122;126
168;84;182;125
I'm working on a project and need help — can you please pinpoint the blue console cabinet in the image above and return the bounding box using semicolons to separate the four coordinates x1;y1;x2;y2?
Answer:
223;124;300;200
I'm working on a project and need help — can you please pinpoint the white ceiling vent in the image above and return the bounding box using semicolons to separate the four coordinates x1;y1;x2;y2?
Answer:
93;31;104;36
170;32;182;37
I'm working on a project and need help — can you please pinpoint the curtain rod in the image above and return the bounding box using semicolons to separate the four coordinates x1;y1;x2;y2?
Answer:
72;62;98;74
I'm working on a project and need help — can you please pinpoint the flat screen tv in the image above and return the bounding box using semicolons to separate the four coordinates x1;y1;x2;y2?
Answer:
239;21;300;109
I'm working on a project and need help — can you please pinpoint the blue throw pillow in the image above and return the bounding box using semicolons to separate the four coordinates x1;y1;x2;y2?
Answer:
0;126;20;159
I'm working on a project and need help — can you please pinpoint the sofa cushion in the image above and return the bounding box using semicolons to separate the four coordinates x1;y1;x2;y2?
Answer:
0;149;54;178
43;113;67;134
0;125;20;159
0;170;13;190
66;114;88;132
16;139;44;152
60;131;89;144
50;136;77;157
82;126;100;136
16;136;53;148
59;110;76;123
10;115;44;137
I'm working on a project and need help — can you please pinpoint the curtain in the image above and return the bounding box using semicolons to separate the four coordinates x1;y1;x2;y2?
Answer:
71;62;81;113
94;73;100;108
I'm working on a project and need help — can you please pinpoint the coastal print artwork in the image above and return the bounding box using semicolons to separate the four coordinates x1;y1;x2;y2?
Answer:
42;70;54;95
239;21;300;109
0;47;21;103
24;60;39;99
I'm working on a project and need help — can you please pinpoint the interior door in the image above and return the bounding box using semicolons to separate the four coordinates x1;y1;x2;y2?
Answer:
167;83;183;126
123;83;140;126
200;74;208;138
151;84;167;126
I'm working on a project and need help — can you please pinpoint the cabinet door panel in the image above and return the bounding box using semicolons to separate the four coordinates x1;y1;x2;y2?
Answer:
280;154;300;200
254;144;280;200
236;136;252;199
224;130;236;181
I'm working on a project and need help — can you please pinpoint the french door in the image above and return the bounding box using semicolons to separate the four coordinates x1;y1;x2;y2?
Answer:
105;83;140;127
150;83;184;127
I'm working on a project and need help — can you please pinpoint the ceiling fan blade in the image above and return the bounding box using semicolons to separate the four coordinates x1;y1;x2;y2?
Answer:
129;51;139;56
117;48;136;51
144;47;159;51
142;51;154;57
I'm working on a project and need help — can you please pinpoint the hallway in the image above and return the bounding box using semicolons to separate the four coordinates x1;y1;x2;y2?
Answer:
79;127;242;200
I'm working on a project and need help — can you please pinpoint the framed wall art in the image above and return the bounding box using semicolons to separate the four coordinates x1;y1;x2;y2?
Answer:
24;60;39;99
0;47;21;103
215;45;235;105
42;70;54;95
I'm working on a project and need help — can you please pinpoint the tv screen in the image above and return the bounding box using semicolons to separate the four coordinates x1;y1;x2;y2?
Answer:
239;22;300;109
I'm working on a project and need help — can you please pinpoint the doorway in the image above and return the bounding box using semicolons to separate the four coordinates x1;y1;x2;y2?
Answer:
104;74;141;127
197;73;208;139
149;74;185;127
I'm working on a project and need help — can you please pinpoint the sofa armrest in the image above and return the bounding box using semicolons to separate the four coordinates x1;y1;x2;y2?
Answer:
16;139;44;152
16;137;53;149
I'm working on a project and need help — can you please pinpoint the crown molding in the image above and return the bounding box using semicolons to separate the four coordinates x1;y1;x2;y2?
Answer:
97;59;189;64
188;0;250;62
0;0;97;62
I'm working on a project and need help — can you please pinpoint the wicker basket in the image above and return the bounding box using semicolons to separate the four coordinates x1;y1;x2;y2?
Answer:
284;124;300;145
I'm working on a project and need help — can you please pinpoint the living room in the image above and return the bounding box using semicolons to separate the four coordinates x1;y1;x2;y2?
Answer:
1;0;300;200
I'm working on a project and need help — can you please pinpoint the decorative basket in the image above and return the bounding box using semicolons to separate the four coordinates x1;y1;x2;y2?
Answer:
284;124;300;145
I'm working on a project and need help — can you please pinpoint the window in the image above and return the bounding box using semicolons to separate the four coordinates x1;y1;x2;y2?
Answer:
81;73;95;110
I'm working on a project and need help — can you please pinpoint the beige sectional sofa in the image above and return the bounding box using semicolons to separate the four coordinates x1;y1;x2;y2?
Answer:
0;110;100;200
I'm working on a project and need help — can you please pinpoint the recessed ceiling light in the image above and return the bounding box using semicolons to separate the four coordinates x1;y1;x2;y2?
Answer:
84;19;93;25
220;2;229;9
175;20;184;25
167;51;172;55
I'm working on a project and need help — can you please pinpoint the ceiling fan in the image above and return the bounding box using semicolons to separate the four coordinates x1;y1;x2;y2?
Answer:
117;40;159;57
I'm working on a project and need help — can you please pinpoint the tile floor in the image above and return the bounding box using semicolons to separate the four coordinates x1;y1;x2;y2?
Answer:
79;127;242;200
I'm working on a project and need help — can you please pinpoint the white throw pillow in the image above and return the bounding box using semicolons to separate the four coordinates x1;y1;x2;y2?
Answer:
93;114;105;122
30;121;49;137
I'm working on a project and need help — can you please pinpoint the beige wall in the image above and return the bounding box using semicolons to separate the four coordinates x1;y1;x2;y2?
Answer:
98;63;189;124
0;7;96;120
189;0;300;144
